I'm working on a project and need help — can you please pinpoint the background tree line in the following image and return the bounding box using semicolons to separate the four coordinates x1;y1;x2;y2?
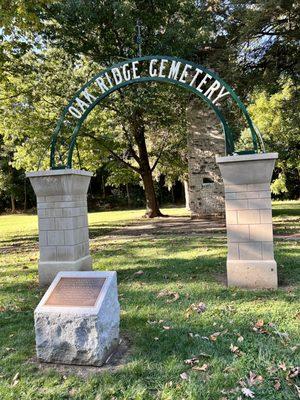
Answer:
0;0;299;214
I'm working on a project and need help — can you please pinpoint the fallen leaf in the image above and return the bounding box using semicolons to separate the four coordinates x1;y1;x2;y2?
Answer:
163;326;171;330
154;337;159;341
230;344;239;353
247;371;264;386
210;332;221;342
201;336;209;340
255;320;264;328
184;357;199;366
294;385;300;397
192;363;209;372
252;320;269;335
237;335;244;343
278;362;287;371
180;372;188;380
274;380;281;391
241;387;255;398
291;345;299;352
11;372;19;387
287;367;299;380
68;388;77;397
196;302;207;313
133;270;144;276
157;290;179;303
185;302;206;318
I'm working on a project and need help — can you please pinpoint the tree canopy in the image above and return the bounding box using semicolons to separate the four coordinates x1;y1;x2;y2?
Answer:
0;0;299;213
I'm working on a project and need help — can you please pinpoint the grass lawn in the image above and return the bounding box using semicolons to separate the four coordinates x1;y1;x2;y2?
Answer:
0;202;299;399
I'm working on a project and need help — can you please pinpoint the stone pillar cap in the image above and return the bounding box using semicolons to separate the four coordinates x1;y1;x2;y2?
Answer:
26;169;93;178
216;152;278;164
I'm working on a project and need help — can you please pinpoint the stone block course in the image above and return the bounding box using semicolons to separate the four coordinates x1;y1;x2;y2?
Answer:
262;242;274;260
237;210;260;224
249;224;273;242
39;218;56;231
39;231;48;246
226;199;248;210
225;184;248;193
216;153;278;289
226;210;238;225
248;197;272;210
238;242;262;260
260;209;272;223
227;225;250;242
40;246;57;262
47;230;65;246
227;243;239;259
26;169;93;286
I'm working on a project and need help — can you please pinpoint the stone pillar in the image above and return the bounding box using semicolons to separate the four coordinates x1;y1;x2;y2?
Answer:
187;104;225;218
216;153;278;289
26;170;93;286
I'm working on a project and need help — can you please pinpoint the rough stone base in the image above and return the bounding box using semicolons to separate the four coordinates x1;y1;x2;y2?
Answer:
227;260;278;289
35;313;119;366
39;255;92;286
35;271;120;366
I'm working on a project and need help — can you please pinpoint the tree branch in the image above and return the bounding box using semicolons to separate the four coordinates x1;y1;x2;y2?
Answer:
0;88;33;101
151;133;169;172
120;123;141;164
84;133;140;173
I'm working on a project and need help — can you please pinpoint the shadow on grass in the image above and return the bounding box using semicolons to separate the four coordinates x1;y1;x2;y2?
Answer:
273;207;300;217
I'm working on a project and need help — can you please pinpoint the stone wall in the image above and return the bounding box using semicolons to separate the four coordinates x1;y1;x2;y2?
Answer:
187;102;225;218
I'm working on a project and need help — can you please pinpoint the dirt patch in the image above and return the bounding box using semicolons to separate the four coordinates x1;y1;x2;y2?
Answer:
27;335;132;378
89;216;226;242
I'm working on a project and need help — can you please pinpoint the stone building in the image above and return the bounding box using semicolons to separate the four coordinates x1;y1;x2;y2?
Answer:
187;102;225;218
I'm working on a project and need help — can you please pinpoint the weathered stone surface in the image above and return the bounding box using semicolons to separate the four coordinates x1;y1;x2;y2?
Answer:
187;103;225;218
34;271;120;366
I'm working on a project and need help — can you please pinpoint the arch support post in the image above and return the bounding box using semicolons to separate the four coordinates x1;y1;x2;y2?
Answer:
26;170;93;286
216;153;278;289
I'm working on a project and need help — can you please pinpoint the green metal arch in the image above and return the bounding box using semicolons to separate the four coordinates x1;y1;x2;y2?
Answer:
50;55;263;169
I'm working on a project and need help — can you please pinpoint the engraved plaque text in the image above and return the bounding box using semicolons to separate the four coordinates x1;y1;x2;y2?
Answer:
45;277;106;307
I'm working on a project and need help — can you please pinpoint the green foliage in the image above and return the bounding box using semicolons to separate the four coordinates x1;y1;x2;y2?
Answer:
271;174;288;195
246;80;300;198
1;0;299;208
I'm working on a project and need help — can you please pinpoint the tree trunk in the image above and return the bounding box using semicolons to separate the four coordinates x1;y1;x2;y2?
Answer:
11;194;16;213
101;174;106;198
131;110;163;218
171;186;175;204
125;184;132;207
23;178;27;212
141;169;163;218
183;180;190;210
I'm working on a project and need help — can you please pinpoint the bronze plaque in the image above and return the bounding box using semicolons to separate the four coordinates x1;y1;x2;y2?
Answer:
45;277;106;307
